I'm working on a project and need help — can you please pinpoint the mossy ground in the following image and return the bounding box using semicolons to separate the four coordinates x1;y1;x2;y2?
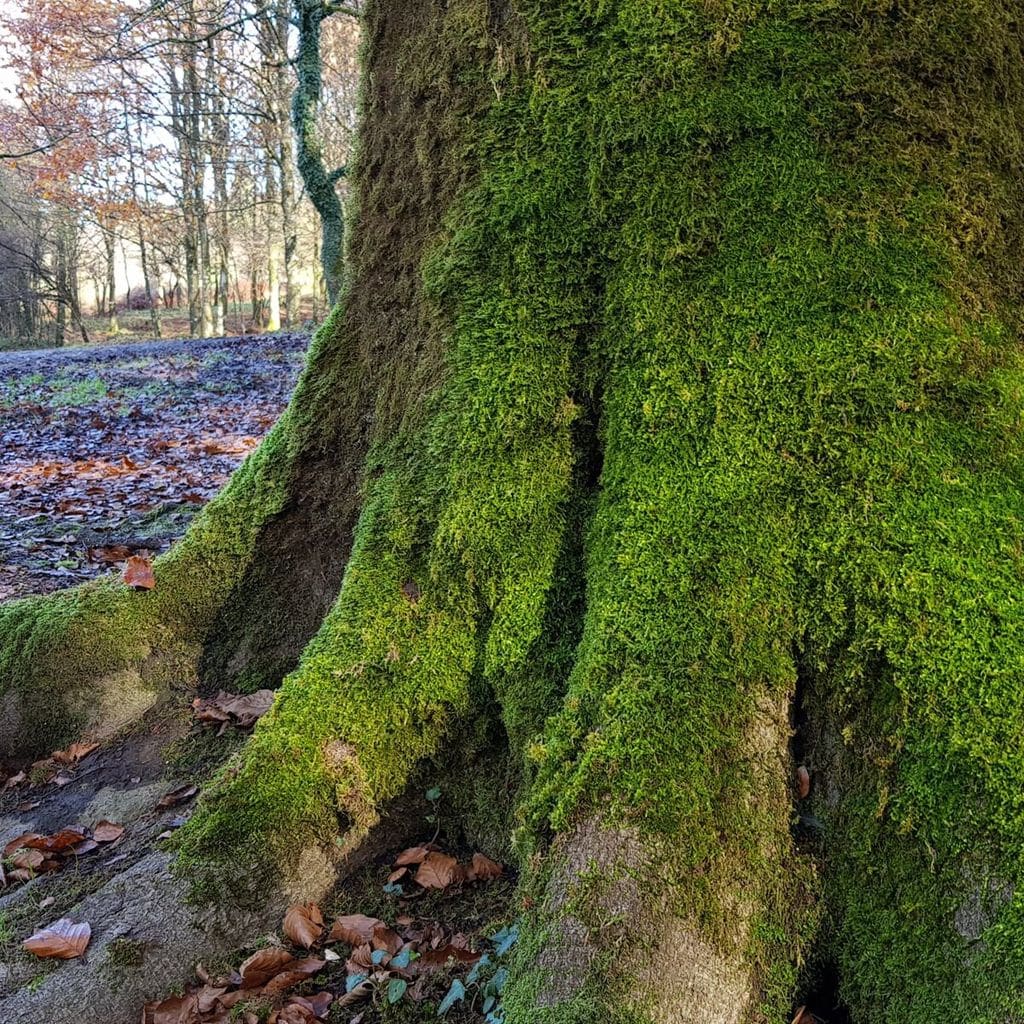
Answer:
5;0;1024;1021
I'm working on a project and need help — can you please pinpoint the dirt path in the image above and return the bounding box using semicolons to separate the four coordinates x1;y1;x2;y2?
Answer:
0;333;308;601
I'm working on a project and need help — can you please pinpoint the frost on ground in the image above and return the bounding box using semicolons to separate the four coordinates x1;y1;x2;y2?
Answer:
0;333;308;601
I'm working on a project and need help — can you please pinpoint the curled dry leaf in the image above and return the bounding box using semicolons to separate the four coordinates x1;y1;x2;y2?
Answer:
10;848;46;871
260;958;326;998
371;924;403;956
123;554;156;590
796;765;811;800
418;943;481;968
335;979;375;1009
92;819;125;843
414;851;463;890
23;918;91;959
393;845;431;867
238;947;296;989
4;832;44;856
24;826;87;852
329;913;384;946
469;852;504;880
283;902;324;949
345;943;374;974
296;992;334;1019
269;1005;317;1024
143;992;197;1024
193;690;275;731
156;783;199;809
68;740;100;761
3;770;27;789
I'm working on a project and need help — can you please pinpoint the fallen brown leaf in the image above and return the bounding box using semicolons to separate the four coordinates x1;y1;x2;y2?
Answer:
260;958;325;997
23;918;91;959
393;845;431;867
414;851;463;890
156;784;199;809
143;992;198;1024
329;913;384;946
193;690;274;731
371;924;402;955
796;765;811;800
469;852;504;880
24;826;87;852
283;902;324;949
239;947;295;989
269;1005;317;1024
93;819;125;843
10;848;46;871
123;554;156;590
419;943;481;968
52;740;100;764
292;992;333;1019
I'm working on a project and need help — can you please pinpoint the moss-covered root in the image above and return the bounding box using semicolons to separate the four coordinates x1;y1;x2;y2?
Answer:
505;696;804;1024
0;395;300;758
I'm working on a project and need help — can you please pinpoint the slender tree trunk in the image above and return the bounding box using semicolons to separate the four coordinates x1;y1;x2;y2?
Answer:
102;223;118;335
265;152;282;332
292;0;346;306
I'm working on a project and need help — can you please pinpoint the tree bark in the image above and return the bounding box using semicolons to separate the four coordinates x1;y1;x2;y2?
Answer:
3;2;1024;1022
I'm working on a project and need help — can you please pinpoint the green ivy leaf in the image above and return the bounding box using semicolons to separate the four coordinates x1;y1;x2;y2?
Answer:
438;978;466;1015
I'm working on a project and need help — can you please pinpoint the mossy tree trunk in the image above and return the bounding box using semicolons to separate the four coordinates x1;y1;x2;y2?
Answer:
3;1;1024;1021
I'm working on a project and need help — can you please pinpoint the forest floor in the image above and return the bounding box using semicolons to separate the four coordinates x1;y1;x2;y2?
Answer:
0;332;516;1024
0;332;309;602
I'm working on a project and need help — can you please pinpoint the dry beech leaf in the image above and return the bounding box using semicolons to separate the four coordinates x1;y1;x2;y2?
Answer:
52;741;100;764
239;947;295;988
336;979;374;1009
295;992;333;1018
393;845;430;867
270;1005;317;1024
260;958;325;997
23;918;91;959
25;826;87;852
156;784;199;809
93;820;125;843
329;913;383;946
371;924;402;955
791;1008;814;1024
470;852;504;880
414;851;463;890
4;832;43;856
344;943;374;975
123;554;156;590
419;943;481;968
143;992;199;1024
193;690;274;730
796;765;811;800
284;902;324;949
10;848;46;871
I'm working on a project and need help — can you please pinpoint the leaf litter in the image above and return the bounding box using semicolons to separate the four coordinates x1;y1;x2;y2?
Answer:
0;333;308;601
143;841;514;1024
